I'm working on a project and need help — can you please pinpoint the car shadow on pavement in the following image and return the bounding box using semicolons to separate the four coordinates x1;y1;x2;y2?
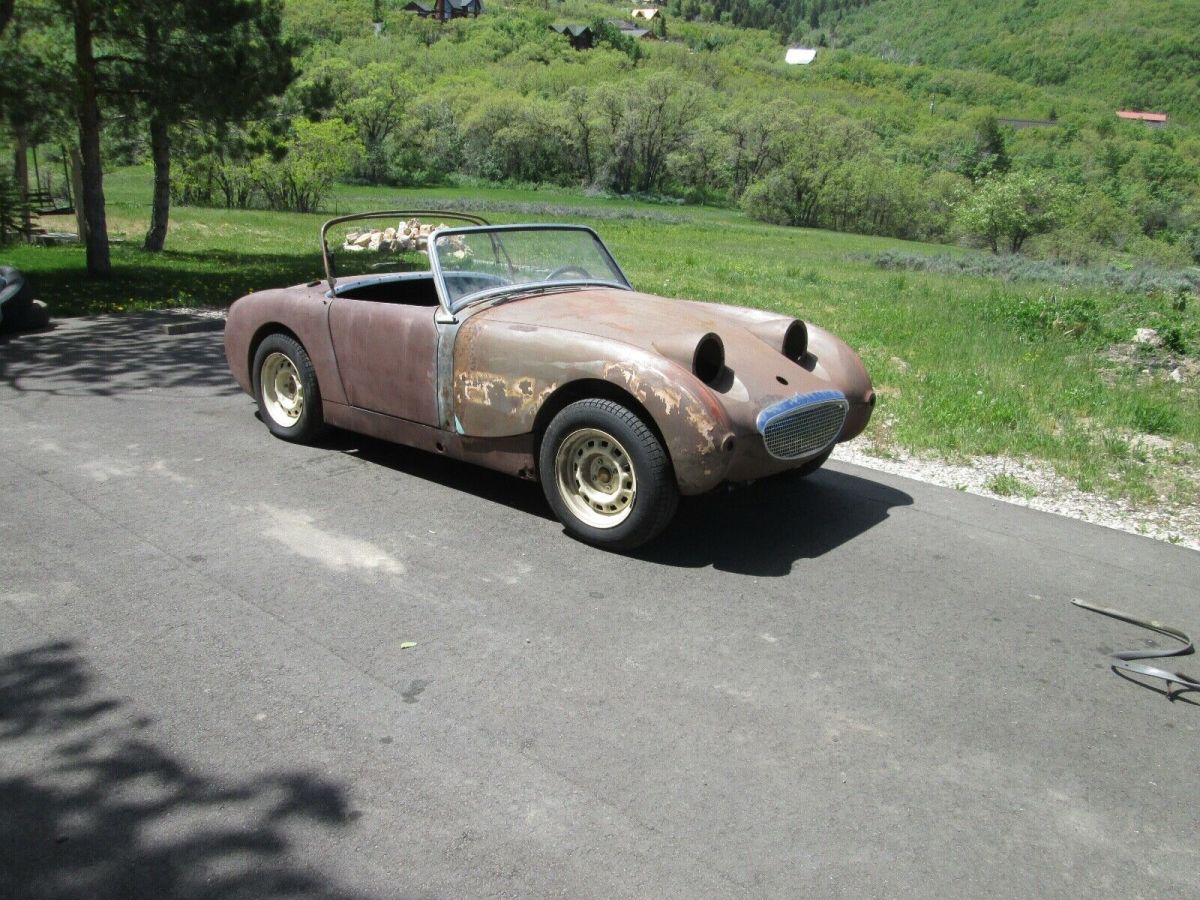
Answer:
0;641;373;900
322;430;910;575
0;314;240;399
634;467;913;576
317;429;556;522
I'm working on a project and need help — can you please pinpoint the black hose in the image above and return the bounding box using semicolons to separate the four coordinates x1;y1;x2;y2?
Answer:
1073;598;1200;697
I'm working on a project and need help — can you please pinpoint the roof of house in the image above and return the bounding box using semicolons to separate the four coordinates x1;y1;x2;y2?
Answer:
785;47;817;65
611;20;655;37
997;117;1058;129
551;23;592;37
631;8;660;18
1116;110;1168;122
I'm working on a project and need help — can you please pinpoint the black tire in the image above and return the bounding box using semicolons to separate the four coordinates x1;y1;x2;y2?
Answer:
251;333;326;443
539;398;679;551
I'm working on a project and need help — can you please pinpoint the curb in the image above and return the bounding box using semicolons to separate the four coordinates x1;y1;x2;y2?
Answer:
161;318;226;336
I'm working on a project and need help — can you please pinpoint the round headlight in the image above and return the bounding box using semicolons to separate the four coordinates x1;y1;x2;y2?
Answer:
693;332;725;384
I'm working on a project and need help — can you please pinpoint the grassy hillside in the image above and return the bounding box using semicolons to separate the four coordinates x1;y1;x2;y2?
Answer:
833;0;1200;121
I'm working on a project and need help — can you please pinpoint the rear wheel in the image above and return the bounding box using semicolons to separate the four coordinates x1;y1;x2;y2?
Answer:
252;334;326;443
539;398;678;550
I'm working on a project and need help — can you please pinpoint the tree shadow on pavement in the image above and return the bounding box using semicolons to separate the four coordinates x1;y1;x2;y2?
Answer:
0;314;239;399
0;641;372;900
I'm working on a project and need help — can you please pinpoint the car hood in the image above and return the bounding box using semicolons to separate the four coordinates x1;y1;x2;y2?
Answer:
470;287;871;409
473;287;766;346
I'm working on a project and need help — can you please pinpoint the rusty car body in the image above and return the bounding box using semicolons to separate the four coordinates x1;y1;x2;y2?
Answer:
224;211;875;549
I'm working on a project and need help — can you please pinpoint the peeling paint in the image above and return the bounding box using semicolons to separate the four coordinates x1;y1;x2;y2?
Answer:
686;407;717;453
652;387;681;416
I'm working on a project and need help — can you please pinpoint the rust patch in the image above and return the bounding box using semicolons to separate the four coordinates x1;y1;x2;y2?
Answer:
456;370;556;422
652;386;681;416
686;406;718;453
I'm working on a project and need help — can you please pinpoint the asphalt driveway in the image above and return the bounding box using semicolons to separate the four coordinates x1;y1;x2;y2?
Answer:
2;315;1197;898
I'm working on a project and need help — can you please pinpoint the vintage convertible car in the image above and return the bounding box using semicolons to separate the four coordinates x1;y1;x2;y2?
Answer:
224;211;875;549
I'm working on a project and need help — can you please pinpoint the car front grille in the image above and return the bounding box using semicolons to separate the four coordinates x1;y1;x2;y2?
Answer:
757;390;849;460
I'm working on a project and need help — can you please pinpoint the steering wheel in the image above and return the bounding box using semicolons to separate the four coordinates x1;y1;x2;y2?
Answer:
547;265;592;281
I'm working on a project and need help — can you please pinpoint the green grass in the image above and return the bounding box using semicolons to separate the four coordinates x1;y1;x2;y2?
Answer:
986;473;1038;499
6;166;1199;510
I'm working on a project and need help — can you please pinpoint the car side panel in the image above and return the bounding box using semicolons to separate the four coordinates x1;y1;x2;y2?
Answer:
451;320;736;494
223;286;347;406
328;298;439;425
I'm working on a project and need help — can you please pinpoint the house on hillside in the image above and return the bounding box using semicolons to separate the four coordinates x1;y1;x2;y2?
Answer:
551;23;594;50
433;0;483;19
1116;110;1168;128
997;117;1058;130
785;47;817;65
631;8;661;20
612;20;658;39
400;0;434;15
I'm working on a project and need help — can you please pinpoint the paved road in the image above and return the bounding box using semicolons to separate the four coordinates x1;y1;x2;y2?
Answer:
2;315;1197;898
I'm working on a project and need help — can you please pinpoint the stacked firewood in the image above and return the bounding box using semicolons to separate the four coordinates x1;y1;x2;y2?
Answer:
342;219;471;257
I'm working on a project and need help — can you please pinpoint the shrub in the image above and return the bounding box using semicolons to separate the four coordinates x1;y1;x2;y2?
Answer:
254;119;364;213
955;171;1070;253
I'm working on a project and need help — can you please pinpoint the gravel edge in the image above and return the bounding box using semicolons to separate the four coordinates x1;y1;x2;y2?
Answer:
831;442;1199;552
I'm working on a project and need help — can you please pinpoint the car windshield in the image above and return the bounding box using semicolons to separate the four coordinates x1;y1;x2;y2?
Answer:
432;225;630;310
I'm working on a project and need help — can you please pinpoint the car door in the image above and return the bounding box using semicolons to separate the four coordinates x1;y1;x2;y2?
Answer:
327;295;440;426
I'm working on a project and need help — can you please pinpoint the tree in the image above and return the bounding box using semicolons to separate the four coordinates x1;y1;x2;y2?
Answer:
958;110;1010;182
102;0;293;250
68;0;110;275
0;5;73;236
955;171;1067;254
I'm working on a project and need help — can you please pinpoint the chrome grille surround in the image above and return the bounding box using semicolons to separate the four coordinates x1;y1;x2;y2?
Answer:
756;390;849;460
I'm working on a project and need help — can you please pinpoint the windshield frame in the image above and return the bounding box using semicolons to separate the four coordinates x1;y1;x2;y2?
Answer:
427;224;633;314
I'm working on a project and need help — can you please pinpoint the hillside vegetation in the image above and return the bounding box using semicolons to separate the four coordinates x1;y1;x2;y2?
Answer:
833;0;1200;120
146;0;1200;268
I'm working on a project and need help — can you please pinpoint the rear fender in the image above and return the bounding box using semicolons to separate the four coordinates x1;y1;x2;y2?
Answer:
224;287;346;405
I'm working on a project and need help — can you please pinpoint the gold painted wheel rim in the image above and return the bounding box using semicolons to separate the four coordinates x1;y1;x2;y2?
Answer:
555;428;637;529
261;352;304;428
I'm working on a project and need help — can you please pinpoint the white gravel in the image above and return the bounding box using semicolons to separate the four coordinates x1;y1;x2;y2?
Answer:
832;442;1200;552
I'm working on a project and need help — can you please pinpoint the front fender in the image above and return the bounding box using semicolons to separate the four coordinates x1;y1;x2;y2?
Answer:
452;322;735;494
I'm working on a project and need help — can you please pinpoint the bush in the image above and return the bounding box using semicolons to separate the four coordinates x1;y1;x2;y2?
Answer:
955;171;1070;253
254;120;364;213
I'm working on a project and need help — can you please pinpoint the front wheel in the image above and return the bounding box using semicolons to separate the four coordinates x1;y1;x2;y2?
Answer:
252;333;326;443
539;399;678;551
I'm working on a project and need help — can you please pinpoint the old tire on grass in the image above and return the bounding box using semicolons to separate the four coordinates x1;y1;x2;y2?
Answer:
539;398;678;551
252;333;326;443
